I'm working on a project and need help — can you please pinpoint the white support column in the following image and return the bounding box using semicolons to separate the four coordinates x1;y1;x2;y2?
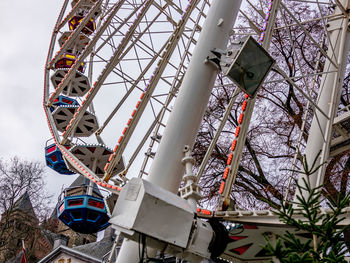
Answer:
295;0;350;199
147;0;241;193
115;0;241;261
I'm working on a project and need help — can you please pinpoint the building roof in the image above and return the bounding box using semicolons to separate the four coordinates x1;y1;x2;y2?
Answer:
72;226;116;261
49;204;58;220
13;191;36;217
72;237;113;260
37;226;117;263
37;245;101;263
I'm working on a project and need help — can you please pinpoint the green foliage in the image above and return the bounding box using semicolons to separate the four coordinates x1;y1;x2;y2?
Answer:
263;154;350;262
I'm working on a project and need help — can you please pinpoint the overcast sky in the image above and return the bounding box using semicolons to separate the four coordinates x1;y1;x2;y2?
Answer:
0;1;77;200
0;0;191;203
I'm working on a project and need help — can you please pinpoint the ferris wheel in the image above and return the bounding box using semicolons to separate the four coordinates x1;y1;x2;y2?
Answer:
44;0;210;188
44;0;350;262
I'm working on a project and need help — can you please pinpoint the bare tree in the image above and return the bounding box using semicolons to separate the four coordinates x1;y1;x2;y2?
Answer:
0;157;53;262
194;0;350;210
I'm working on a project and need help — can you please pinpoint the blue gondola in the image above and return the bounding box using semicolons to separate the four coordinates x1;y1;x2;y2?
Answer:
50;95;79;112
45;143;75;175
57;194;110;234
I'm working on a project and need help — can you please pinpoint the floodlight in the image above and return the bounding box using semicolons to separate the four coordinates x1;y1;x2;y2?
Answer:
223;36;275;97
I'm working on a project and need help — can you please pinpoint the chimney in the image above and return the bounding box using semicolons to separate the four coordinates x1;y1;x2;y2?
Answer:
53;234;69;249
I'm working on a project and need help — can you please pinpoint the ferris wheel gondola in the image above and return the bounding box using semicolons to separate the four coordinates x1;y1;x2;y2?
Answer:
57;183;110;234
